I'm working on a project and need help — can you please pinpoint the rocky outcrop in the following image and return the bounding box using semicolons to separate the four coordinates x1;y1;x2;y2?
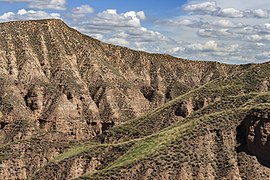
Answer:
174;96;216;118
174;100;193;117
237;111;270;163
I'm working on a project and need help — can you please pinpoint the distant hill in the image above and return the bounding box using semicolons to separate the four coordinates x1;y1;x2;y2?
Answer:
0;19;269;179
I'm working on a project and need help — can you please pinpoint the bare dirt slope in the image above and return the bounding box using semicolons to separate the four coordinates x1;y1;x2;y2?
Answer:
0;19;269;180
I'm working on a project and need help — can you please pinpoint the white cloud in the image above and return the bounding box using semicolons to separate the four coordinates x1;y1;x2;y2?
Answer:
184;1;220;14
29;0;66;10
107;38;129;46
235;26;255;35
77;10;166;42
91;9;144;28
253;9;269;18
265;23;270;29
186;40;218;51
247;35;263;41
0;0;66;10
247;34;270;42
168;47;185;54
179;19;197;26
70;4;94;19
218;8;269;18
214;0;270;11
197;28;217;37
218;29;232;36
174;40;245;63
156;19;203;28
176;19;202;27
170;1;270;63
91;33;104;40
184;1;269;19
0;9;61;22
256;42;265;47
136;11;146;20
197;27;235;38
219;8;244;18
0;12;14;20
212;19;243;28
70;9;172;53
186;40;239;52
113;32;128;39
72;5;94;14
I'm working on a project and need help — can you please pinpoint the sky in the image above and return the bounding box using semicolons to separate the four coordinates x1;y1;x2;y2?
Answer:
0;1;270;64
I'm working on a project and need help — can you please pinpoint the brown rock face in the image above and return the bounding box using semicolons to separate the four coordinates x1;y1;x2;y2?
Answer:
0;19;236;143
174;100;193;117
0;19;270;180
238;112;270;162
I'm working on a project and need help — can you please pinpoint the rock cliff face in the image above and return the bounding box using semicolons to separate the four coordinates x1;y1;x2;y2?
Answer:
238;111;270;163
0;19;236;143
0;19;270;180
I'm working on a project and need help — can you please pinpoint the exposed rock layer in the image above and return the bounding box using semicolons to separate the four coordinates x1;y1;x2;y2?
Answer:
0;19;236;143
0;19;269;180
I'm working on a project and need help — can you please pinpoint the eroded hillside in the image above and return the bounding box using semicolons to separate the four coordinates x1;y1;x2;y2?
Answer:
0;19;269;180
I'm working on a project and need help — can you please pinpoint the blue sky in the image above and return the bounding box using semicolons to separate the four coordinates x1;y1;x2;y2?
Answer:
1;0;270;64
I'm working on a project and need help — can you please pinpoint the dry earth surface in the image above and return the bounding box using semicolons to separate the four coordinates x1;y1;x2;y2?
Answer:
0;19;269;180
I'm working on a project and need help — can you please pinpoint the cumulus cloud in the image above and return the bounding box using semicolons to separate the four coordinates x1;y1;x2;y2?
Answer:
197;28;217;37
253;9;269;18
247;34;270;42
186;40;239;52
74;10;167;42
184;1;269;19
256;43;265;47
136;11;146;20
172;1;270;63
72;5;94;14
0;8;61;22
186;40;218;51
167;47;185;54
218;29;233;36
29;0;66;10
235;26;255;35
157;18;243;30
232;23;270;38
183;1;220;14
264;23;270;28
0;0;66;10
113;32;128;39
71;9;171;52
212;19;243;28
124;27;170;43
157;19;203;28
91;9;145;28
218;8;269;18
91;33;104;40
107;38;129;46
70;5;94;19
0;12;14;20
197;28;234;37
178;19;198;26
218;8;244;18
